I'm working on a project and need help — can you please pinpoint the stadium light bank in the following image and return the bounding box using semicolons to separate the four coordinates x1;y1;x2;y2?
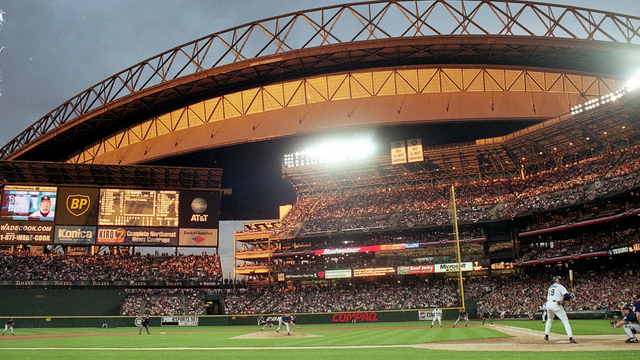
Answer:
284;140;375;168
570;73;640;115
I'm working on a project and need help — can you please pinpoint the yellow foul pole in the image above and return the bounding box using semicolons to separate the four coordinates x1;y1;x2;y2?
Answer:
450;185;465;309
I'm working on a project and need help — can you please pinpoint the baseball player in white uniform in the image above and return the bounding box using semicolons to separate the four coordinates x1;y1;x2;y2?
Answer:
430;306;442;328
544;276;576;344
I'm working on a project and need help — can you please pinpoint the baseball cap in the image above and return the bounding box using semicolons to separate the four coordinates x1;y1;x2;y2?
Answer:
623;304;633;311
40;196;51;202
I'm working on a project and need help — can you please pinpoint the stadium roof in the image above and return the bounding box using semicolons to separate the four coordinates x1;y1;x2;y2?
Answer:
3;0;640;162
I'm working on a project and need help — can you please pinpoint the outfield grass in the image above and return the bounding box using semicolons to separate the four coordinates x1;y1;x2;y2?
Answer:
0;320;636;360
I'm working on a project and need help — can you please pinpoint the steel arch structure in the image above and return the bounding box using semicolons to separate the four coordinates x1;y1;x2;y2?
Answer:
3;0;640;162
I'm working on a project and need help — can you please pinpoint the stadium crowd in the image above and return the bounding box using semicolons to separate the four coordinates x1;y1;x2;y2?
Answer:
517;224;640;262
120;288;208;316
0;253;222;282
274;144;640;236
222;269;639;317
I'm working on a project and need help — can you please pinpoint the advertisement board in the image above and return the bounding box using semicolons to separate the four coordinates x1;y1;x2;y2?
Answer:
434;262;474;273
0;222;54;244
96;226;178;246
322;269;352;279
397;264;435;275
161;317;199;327
178;190;220;247
55;187;100;226
352;267;396;277
54;225;96;245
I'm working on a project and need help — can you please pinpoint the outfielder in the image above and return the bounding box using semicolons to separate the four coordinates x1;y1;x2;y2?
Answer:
544;276;576;344
139;315;150;335
276;314;300;335
452;308;469;327
2;318;14;336
611;304;640;343
430;306;442;328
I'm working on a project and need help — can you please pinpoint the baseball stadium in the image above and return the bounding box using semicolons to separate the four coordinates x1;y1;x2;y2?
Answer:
1;1;640;359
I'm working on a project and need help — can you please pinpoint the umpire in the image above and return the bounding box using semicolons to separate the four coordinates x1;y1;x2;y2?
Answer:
139;315;150;335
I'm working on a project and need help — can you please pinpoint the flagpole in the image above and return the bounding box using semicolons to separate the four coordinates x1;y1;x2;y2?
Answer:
451;185;465;310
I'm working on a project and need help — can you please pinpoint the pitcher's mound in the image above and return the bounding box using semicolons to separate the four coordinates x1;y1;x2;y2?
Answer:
233;331;322;339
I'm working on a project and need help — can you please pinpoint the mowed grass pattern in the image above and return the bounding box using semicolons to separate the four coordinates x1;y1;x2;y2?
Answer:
0;320;636;360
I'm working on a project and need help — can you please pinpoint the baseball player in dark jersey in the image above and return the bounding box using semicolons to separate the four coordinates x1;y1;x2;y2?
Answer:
633;293;640;320
453;309;469;327
139;315;150;334
481;307;493;325
612;304;640;343
2;318;14;336
261;318;273;331
276;314;300;335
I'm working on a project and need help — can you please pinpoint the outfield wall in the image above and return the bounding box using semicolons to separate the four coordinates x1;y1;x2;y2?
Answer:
4;308;614;330
0;289;126;317
5;308;466;328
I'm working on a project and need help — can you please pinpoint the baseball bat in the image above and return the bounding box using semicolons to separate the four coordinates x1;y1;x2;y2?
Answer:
569;269;574;293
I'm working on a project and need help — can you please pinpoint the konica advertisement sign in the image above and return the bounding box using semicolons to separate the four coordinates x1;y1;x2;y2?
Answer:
54;225;96;244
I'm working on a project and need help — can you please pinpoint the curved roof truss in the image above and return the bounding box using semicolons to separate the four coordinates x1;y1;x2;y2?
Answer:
73;66;622;165
3;0;640;161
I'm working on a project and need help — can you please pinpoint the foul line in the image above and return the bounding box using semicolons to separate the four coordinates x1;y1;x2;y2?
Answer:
2;345;421;351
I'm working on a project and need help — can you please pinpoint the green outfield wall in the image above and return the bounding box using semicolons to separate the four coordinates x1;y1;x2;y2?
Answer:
0;289;126;317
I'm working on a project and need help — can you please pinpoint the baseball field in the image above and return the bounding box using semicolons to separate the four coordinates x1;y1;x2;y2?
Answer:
0;319;637;360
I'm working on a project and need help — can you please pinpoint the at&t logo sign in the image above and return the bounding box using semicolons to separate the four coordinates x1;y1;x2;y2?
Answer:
190;197;209;222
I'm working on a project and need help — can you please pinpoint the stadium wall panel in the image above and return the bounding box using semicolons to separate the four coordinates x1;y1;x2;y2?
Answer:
0;289;126;317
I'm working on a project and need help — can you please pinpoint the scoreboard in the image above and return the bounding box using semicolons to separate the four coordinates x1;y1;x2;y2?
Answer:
98;189;179;227
0;185;219;247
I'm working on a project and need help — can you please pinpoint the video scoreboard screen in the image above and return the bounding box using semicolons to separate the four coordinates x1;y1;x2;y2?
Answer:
98;189;179;227
0;185;58;221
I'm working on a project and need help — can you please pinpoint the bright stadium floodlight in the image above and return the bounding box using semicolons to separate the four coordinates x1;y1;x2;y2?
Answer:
626;72;640;92
306;139;374;164
283;139;375;167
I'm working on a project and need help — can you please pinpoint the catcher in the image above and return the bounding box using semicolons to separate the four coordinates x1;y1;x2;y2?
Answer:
611;304;640;343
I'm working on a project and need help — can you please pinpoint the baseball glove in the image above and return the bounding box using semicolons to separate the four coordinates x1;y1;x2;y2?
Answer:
610;320;618;327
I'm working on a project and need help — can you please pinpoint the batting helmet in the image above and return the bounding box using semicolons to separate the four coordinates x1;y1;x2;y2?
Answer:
553;276;561;282
623;304;633;311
